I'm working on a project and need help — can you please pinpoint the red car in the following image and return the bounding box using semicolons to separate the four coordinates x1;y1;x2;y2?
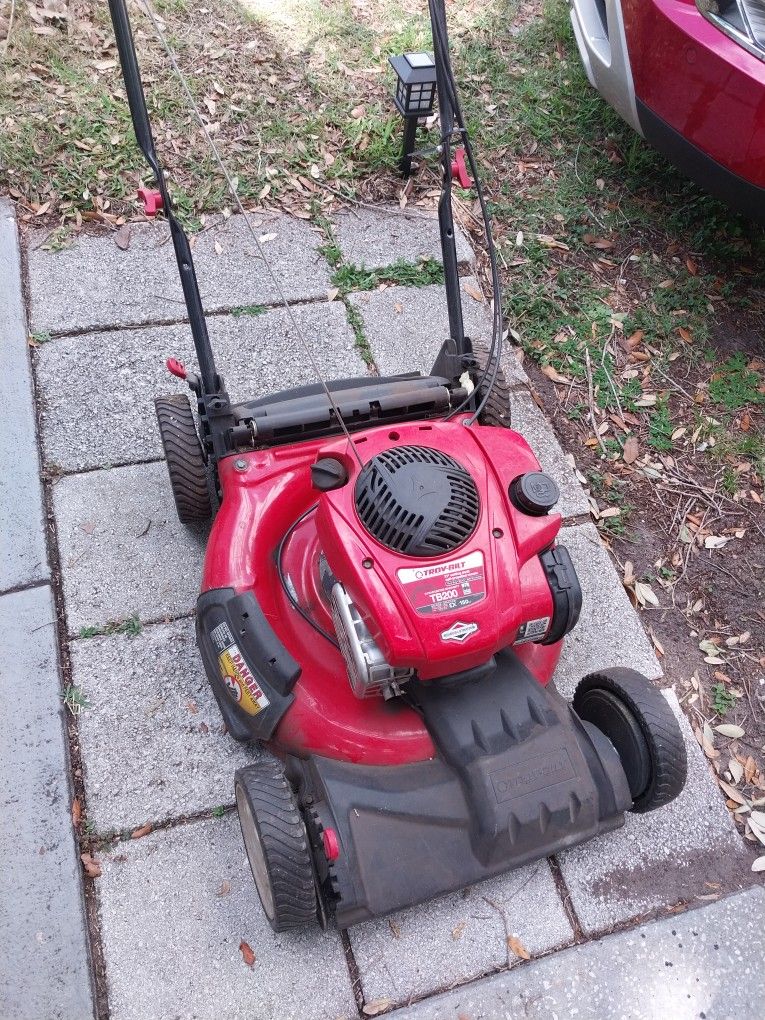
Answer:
570;0;765;222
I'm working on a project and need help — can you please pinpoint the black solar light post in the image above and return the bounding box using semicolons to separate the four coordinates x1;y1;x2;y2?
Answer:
388;52;437;175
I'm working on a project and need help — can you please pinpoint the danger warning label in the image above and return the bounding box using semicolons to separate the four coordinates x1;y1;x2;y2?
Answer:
397;551;487;616
210;621;270;716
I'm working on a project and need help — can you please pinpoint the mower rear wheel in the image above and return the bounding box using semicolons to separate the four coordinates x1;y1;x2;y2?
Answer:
234;757;318;931
154;394;212;524
472;341;511;428
573;667;686;814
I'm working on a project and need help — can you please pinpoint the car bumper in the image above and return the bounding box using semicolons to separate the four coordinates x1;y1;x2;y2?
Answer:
570;0;765;210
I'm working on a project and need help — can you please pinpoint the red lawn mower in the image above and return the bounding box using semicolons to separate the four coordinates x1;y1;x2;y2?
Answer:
109;0;686;930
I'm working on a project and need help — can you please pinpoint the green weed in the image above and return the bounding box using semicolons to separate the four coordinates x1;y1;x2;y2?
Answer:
711;683;735;716
78;614;143;639
63;684;90;715
648;396;674;452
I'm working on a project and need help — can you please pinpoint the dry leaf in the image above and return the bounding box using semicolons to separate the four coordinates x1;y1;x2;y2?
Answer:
704;536;730;549
451;921;466;940
463;282;484;302
326;287;340;302
507;935;530;960
258;232;277;243
81;852;102;879
716;724;745;739
217;880;231;897
239;941;256;967
363;1000;392;1017
71;797;82;827
634;581;659;607
718;779;747;805
729;759;744;784
677;327;693;344
540;364;570;384
622;436;639;464
114;224;131;251
131;823;153;839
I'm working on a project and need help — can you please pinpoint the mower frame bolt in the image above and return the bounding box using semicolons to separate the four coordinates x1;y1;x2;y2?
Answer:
492;528;503;538
362;558;373;569
234;459;248;471
462;418;472;426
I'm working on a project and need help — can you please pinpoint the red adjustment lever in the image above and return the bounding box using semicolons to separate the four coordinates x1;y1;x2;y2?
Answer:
166;357;187;380
322;828;340;862
137;187;164;217
450;148;473;189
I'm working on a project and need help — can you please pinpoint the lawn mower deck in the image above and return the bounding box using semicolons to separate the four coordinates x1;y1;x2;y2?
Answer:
108;0;687;934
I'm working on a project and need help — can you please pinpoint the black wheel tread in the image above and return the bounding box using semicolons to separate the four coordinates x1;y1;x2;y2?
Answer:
473;341;512;428
154;395;211;524
574;667;686;814
235;757;317;929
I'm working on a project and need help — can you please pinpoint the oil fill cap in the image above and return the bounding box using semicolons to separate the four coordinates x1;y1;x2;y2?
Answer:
510;472;560;516
311;457;348;491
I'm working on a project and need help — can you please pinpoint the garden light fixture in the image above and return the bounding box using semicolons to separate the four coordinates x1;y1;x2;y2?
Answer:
388;51;437;175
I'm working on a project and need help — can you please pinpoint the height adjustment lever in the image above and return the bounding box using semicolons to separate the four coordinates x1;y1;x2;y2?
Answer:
450;148;473;189
137;187;164;217
166;358;201;394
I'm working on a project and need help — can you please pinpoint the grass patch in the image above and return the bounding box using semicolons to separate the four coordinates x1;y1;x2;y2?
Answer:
231;304;267;317
332;258;444;294
78;614;142;639
709;354;765;411
345;301;374;366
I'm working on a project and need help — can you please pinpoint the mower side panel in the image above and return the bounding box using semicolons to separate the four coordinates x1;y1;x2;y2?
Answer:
297;652;632;926
196;588;299;741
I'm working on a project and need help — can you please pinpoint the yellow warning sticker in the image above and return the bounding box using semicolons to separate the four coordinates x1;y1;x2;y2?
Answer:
217;640;271;717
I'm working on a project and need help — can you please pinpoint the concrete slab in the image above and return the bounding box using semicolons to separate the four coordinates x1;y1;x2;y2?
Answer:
350;861;573;1008
28;212;332;335
73;618;255;834
554;522;662;694
508;391;589;519
333;206;473;270
0;199;48;593
36;302;365;472
556;690;753;934
52;462;206;634
349;278;528;387
98;815;357;1020
392;887;765;1020
0;585;94;1020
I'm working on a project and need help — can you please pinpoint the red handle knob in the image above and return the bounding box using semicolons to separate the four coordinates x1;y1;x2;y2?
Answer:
137;187;164;217
450;148;473;189
166;357;187;380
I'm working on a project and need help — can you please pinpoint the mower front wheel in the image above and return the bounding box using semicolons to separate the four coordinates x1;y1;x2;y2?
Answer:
573;667;686;814
154;394;212;524
235;757;318;932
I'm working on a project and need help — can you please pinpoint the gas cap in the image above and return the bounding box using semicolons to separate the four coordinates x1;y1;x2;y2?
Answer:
510;472;560;516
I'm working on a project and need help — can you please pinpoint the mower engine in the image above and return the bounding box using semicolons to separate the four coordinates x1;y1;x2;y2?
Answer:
314;424;581;700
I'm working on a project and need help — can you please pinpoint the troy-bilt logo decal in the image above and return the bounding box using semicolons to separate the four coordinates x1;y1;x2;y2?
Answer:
440;620;479;643
397;551;487;616
211;621;270;716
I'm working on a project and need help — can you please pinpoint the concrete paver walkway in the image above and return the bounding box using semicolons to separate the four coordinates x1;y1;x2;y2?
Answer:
3;202;761;1019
